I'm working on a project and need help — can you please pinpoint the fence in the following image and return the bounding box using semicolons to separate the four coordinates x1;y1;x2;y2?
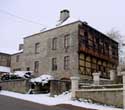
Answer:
0;79;30;93
70;73;123;108
50;79;71;96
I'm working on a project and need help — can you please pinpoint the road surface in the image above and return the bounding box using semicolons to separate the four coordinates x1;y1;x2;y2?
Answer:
0;95;96;110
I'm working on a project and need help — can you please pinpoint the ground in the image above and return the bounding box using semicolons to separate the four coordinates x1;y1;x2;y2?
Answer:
0;95;96;110
0;90;122;110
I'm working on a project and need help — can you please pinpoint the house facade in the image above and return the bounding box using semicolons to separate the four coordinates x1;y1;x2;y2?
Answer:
10;10;118;80
0;52;11;76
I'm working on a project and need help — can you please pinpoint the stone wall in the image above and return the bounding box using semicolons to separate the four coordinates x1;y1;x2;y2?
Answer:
76;88;123;108
11;52;24;72
0;52;10;67
0;79;30;93
50;80;71;96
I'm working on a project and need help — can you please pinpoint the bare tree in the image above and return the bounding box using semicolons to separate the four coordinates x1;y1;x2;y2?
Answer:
107;29;125;64
107;28;122;43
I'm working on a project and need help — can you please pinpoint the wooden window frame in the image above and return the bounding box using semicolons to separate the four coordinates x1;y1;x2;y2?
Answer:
34;61;39;73
64;34;70;49
52;58;57;71
64;56;70;70
35;43;40;54
52;38;57;50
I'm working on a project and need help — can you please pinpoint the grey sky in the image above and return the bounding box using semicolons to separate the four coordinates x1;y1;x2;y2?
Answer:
0;0;125;54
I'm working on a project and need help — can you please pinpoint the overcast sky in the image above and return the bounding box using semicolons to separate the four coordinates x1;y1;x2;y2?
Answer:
0;0;125;54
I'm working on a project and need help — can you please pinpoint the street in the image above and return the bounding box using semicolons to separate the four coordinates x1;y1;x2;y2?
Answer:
0;95;96;110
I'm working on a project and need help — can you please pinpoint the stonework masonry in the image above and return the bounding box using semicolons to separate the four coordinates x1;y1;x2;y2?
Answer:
11;21;81;79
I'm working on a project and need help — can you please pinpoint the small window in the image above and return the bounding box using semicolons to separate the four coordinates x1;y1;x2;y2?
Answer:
16;55;20;62
84;32;88;38
35;43;40;54
64;56;70;70
34;61;39;73
64;34;70;49
52;38;57;50
13;68;21;72
52;58;57;71
26;67;30;71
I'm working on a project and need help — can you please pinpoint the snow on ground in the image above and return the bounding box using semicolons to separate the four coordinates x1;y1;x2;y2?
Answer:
0;90;122;110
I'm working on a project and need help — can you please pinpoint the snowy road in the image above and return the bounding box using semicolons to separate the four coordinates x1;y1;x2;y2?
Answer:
0;95;95;110
0;90;122;110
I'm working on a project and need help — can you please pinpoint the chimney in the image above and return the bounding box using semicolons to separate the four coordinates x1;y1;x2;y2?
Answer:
59;9;70;22
19;44;24;50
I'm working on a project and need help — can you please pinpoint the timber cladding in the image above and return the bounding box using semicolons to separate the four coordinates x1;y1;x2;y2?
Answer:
78;23;118;79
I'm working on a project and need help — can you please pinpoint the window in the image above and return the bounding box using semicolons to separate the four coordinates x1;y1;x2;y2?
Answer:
13;68;21;72
64;56;70;70
35;43;40;54
26;67;30;71
84;32;88;38
64;34;70;48
34;61;39;73
16;55;20;62
52;38;57;50
52;58;57;71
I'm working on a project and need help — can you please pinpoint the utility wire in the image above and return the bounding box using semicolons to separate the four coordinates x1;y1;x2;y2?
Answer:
0;9;46;27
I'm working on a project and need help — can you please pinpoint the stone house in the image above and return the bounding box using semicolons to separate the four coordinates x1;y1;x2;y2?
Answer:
10;10;118;80
0;52;11;76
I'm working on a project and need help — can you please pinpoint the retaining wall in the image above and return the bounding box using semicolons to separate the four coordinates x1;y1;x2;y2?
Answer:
76;88;123;108
0;79;30;93
50;80;71;96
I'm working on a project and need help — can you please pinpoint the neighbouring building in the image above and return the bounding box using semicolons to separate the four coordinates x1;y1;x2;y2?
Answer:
0;52;11;76
10;10;118;80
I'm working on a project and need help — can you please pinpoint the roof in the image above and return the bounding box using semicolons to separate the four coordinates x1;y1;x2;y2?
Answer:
81;22;118;44
10;17;118;55
0;66;10;73
24;17;82;39
11;50;23;56
0;52;11;56
23;17;118;44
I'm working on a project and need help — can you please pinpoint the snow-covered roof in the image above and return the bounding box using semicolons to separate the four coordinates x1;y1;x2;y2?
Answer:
0;66;10;73
47;17;81;31
25;17;81;39
11;49;23;55
56;17;81;27
12;71;32;78
30;74;54;85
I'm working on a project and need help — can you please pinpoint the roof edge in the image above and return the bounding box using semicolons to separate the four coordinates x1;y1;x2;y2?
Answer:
24;20;82;39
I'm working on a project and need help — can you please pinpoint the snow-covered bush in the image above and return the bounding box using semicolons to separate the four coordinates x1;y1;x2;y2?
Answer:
30;74;54;86
13;71;32;79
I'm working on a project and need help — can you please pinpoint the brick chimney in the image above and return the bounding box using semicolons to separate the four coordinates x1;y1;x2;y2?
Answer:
19;44;24;50
59;9;70;22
